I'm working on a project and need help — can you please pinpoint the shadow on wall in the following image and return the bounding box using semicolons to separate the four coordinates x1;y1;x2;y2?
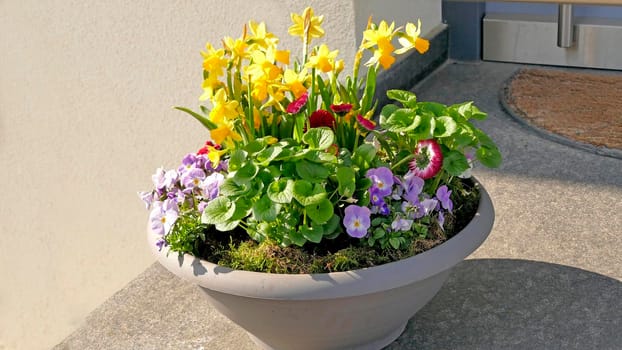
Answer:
388;259;622;349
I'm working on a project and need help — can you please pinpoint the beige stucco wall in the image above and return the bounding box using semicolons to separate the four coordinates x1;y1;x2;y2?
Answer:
0;1;441;349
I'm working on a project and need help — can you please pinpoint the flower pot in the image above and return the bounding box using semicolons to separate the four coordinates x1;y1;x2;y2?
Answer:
148;180;494;350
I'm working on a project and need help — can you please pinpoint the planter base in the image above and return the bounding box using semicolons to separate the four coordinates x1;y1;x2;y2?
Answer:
247;322;407;350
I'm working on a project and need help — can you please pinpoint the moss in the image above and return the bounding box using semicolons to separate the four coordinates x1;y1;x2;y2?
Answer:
196;179;481;273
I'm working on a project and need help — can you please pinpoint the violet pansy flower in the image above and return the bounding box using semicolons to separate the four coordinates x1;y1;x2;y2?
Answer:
343;205;371;238
436;185;453;212
366;167;394;197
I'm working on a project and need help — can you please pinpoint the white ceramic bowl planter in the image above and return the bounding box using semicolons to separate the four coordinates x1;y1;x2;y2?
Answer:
149;181;495;350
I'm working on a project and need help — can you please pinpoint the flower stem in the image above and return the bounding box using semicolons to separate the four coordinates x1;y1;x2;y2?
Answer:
391;154;415;171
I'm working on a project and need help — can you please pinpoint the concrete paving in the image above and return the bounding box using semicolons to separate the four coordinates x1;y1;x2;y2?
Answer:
55;61;622;350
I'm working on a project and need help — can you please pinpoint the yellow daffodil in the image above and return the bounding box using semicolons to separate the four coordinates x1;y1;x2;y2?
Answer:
201;43;228;77
223;35;249;63
284;68;310;98
288;7;325;43
366;37;396;70
199;73;224;101
209;89;241;124
210;122;241;145
395;20;429;55
306;44;338;73
247;20;278;50
361;20;397;50
275;50;290;65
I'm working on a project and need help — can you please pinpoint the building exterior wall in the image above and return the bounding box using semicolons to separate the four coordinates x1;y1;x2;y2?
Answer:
0;1;442;349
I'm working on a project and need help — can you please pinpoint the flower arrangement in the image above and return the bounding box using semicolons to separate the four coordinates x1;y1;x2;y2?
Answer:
140;7;501;273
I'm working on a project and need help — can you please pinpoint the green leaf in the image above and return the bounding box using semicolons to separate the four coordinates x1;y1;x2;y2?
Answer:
287;229;308;247
380;108;421;132
244;139;266;155
255;145;283;165
173;106;218;130
228;150;247;171
295;160;330;182
352;143;377;169
292;180;327;206
302;127;335;150
304;150;337;164
322;214;341;237
418;101;447;116
215;220;240;232
389;237;401;249
305;198;334;224
434;116;458;138
336;166;356;197
386;89;417;108
233;162;258;184
443;150;470;176
252;195;281;222
267;178;294;204
218;178;249;197
201;197;236;225
300;225;324;243
379;104;399;126
360;65;377;111
476;145;502;168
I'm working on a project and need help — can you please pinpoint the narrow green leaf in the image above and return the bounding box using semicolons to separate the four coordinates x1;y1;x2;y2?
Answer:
173;106;217;130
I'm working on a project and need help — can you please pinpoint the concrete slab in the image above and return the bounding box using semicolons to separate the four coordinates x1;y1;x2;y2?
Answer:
55;61;622;349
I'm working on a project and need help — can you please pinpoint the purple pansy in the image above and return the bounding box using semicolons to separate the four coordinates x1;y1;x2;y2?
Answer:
343;205;371;238
149;199;179;236
366;167;394;197
436;185;453;212
369;187;385;206
138;191;155;209
181;168;206;190
421;198;438;216
201;172;225;200
391;217;414;232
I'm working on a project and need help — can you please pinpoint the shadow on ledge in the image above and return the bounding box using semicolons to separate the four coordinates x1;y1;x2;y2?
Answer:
388;259;622;350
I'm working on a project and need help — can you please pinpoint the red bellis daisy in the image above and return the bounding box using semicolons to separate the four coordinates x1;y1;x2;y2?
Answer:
409;139;443;179
309;109;336;129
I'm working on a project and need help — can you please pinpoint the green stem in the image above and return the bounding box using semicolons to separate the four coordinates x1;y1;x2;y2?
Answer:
390;154;415;171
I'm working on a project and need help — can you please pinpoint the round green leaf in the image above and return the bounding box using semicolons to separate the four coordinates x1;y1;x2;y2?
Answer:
302;127;335;150
201;197;236;225
267;178;294;204
295;160;330;182
252;195;281;222
305;198;333;224
300;225;324;243
442;150;470;176
292;181;327;206
380;108;421;132
434;116;458;138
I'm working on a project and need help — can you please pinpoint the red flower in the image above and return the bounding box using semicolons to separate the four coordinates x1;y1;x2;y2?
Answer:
197;140;221;155
409;139;443;179
286;92;308;114
356;114;376;131
330;103;352;115
310;109;336;129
